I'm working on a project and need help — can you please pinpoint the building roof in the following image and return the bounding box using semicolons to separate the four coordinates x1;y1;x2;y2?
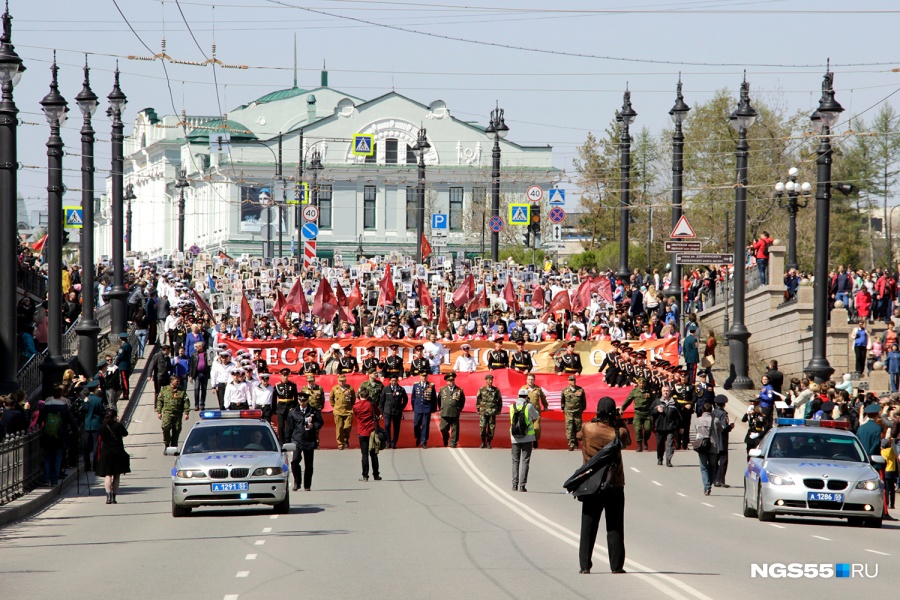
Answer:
186;118;257;142
253;86;308;105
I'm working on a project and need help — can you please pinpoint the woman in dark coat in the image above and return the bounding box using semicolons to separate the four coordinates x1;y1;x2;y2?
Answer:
96;409;130;504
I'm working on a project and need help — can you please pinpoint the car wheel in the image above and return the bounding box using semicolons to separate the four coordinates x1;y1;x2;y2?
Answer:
172;498;191;518
742;480;758;518
274;487;290;514
863;517;883;529
756;483;774;522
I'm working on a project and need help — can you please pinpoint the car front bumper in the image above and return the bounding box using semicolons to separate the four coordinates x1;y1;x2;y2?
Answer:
760;484;884;519
172;478;288;507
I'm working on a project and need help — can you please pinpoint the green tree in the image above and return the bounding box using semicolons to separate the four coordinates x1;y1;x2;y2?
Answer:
571;124;621;250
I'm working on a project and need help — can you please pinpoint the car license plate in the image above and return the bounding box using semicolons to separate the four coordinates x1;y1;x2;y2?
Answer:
808;492;843;503
211;482;249;492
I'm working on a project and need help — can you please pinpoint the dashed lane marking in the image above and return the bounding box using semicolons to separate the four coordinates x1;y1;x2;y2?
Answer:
865;549;890;556
812;535;831;541
254;540;265;546
270;515;278;520
651;481;663;486
245;554;257;560
630;467;641;473
677;493;687;497
701;502;714;507
262;527;272;533
769;524;785;529
236;571;249;578
223;595;239;600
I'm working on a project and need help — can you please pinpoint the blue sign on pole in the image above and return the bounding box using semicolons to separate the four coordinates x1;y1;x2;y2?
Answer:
431;213;448;230
301;222;319;239
548;188;565;205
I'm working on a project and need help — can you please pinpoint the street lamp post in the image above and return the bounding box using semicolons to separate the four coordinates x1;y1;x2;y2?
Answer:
39;55;68;392
667;78;690;333
124;183;135;252
774;167;811;272
74;55;100;377
413;127;431;263
258;188;273;262
0;5;24;393
107;67;128;336
805;68;844;383
309;149;322;207
615;90;637;280
725;76;758;390
175;169;188;253
485;106;508;262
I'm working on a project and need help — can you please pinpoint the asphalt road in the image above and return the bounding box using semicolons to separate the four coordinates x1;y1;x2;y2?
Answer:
1;385;896;600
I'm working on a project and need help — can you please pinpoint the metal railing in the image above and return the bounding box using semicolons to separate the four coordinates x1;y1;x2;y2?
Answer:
699;264;763;312
0;427;43;506
17;266;47;299
15;353;45;400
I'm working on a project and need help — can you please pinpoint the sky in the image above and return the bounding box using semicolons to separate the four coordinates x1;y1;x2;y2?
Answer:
10;0;900;225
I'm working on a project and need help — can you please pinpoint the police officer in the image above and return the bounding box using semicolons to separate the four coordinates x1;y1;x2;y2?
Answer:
672;369;695;450
381;344;405;379
560;374;586;451
337;345;359;374
523;373;549;448
380;375;408;448
274;367;298;444
359;368;385;407
411;372;437;448
285;391;323;491
510;339;533;373
556;340;583;375
361;346;382;375
712;395;733;488
438;372;466;448
155;375;190;451
250;372;274;423
330;374;356;449
301;373;326;412
487;339;509;370
408;345;431;377
476;374;502;448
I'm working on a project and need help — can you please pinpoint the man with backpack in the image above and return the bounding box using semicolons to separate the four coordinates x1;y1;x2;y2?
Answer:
39;384;77;486
510;389;540;492
751;231;773;285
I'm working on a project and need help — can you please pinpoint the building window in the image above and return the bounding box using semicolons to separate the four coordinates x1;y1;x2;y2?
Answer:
449;187;463;231
385;139;398;164
364;142;378;164
318;185;333;229
364;185;377;229
406;187;417;230
406;144;417;165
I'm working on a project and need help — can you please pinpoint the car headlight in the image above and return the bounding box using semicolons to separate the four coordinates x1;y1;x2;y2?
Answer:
855;479;881;491
252;466;284;476
175;469;207;479
768;473;794;485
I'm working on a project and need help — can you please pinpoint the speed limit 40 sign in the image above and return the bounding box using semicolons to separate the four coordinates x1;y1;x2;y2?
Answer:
526;185;543;203
302;205;319;222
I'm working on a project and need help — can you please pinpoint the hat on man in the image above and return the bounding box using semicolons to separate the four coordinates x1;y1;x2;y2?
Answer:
118;332;129;339
485;374;494;380
516;338;525;345
414;344;424;351
306;373;316;380
566;340;576;347
517;389;529;399
218;350;232;357
864;403;881;415
232;367;244;375
461;343;472;350
85;379;100;389
567;375;576;382
389;343;399;349
366;368;378;375
338;374;347;382
330;343;342;351
444;373;456;381
279;367;291;376
713;394;728;405
259;373;271;380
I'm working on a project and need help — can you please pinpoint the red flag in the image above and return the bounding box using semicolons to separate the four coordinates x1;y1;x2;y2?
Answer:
285;277;310;315
348;281;363;311
452;274;475;308
31;234;48;253
542;289;571;322
217;249;234;263
530;285;545;309
593;276;613;305
192;289;216;323
421;234;432;261
466;286;488;314
503;279;520;315
272;290;289;329
438;293;449;333
335;283;356;324
417;279;434;320
312;277;339;323
570;279;592;314
240;293;254;337
378;263;396;307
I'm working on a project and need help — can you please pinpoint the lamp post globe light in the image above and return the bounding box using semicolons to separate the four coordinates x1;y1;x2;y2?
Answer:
0;3;24;393
485;105;507;262
74;55;101;378
725;75;757;390
805;67;844;384
666;78;690;333
615;89;637;280
774;167;811;272
107;67;128;336
39;55;69;392
413;127;430;263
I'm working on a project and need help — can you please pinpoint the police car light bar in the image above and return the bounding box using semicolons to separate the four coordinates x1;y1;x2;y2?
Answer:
200;409;264;420
774;418;851;430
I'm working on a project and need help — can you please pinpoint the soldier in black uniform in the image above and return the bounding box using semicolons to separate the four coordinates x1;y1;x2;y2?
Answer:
556;340;583;375
274;367;298;444
408;344;431;377
381;344;405;379
361;346;382;375
510;339;533;373
598;341;622;385
672;369;695;450
254;355;269;374
487;339;509;370
301;351;322;375
337;345;359;374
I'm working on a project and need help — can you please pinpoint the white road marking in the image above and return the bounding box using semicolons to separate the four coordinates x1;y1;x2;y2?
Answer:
677;493;687;497
811;535;831;541
270;515;278;520
630;467;641;473
223;596;239;600
453;449;714;600
651;481;663;486
769;524;785;529
262;527;272;533
865;549;890;556
254;540;265;546
245;554;257;560
236;571;249;578
701;502;714;507
731;513;743;518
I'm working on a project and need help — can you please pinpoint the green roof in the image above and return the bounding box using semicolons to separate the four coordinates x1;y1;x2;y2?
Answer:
254;86;308;105
186;119;256;142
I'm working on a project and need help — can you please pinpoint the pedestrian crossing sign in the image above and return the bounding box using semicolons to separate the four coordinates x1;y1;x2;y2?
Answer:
508;203;531;226
288;181;309;205
64;206;83;229
352;133;375;157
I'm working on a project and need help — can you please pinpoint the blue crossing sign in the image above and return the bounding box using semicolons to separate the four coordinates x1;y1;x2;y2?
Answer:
549;188;565;205
508;203;530;226
352;134;375;157
301;222;319;239
431;213;448;231
64;206;83;229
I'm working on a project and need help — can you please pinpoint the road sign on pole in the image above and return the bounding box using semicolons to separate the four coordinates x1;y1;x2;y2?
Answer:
548;206;566;224
301;222;319;240
64;206;83;229
302;205;319;222
526;185;543;203
488;215;503;233
351;134;375;156
665;240;702;253
670;214;696;238
508;203;531;226
674;252;734;265
548;188;565;205
551;223;563;241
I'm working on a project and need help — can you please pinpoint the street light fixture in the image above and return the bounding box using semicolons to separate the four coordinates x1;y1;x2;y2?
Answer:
413;127;430;263
308;148;322;207
615;89;637;280
666;78;690;332
124;182;136;252
485;105;507;262
774;167;811;271
725;75;758;390
806;67;844;383
39;54;68;393
174;169;189;253
107;66;128;336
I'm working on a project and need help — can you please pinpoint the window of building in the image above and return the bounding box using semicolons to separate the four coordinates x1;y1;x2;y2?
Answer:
318;185;333;229
364;185;377;229
406;144;417;165
385;139;398;164
449;187;464;231
364;142;378;164
406;187;417;230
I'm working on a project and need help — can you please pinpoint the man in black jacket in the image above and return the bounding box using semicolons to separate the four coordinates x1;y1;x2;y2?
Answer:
379;375;408;448
284;392;324;491
188;341;212;411
150;345;173;401
650;384;681;467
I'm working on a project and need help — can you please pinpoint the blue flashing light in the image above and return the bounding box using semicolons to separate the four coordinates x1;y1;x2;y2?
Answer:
200;409;263;420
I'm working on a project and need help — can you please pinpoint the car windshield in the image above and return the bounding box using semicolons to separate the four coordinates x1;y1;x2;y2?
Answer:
182;425;278;454
767;431;867;462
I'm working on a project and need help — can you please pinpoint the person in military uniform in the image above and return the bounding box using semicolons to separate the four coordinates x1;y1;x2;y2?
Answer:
359;369;385;410
598;342;622;385
476;374;502;448
380;375;408;448
556;340;583;375
301;373;326;412
284;391;324;491
510;339;534;373
337;345;359;374
408;344;431;377
254;354;269;375
438;372;466;448
330;374;356;449
621;367;654;452
301;351;322;375
274;367;298;444
411;372;437;448
361;346;382;375
522;373;549;448
487;339;509;370
381;344;405;379
155;375;190;450
672;369;695;450
560;375;586;451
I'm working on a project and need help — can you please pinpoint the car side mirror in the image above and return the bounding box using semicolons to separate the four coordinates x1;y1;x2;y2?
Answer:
282;443;297;453
164;446;180;456
748;448;763;458
870;455;886;468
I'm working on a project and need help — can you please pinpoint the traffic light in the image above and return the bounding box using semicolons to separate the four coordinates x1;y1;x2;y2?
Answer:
522;229;530;247
529;205;541;237
61;230;70;246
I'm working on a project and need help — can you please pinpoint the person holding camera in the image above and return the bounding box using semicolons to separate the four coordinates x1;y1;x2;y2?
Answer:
285;391;323;491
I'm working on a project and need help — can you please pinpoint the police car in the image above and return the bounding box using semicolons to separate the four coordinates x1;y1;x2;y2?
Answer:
743;418;886;528
166;410;295;517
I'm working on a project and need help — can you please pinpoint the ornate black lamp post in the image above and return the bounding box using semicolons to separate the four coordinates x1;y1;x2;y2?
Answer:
774;167;810;272
124;183;136;252
615;90;637;280
174;169;188;253
485;106;507;262
107;68;128;336
413;128;430;263
667;79;690;332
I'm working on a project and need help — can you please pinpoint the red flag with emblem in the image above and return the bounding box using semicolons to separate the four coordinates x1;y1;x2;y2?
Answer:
348;281;363;311
31;234;48;253
285;276;310;315
542;288;571;322
452;274;475;308
593;276;613;305
570;279;592;314
312;277;339;323
466;285;488;314
421;234;432;261
240;293;255;337
417;279;434;320
272;290;289;329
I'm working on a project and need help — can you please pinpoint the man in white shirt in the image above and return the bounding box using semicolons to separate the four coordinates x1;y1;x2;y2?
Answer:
210;350;236;410
423;331;445;375
453;344;477;373
224;368;251;409
251;372;275;422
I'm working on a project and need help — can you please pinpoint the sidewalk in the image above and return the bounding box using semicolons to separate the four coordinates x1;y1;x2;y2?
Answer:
0;350;154;528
